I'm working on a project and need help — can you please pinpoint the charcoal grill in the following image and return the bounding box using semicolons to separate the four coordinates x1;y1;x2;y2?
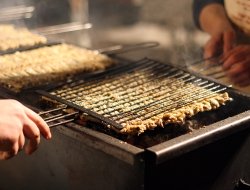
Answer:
0;49;250;190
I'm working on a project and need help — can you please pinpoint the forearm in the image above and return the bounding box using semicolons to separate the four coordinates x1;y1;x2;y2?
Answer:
199;3;234;35
193;0;224;29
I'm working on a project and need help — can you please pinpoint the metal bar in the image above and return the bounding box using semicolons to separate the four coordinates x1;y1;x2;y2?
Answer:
45;112;78;123
43;113;64;122
97;41;160;55
33;22;92;35
38;106;67;115
48;118;75;128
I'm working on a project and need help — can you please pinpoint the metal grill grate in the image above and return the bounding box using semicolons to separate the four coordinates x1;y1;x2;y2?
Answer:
38;58;228;130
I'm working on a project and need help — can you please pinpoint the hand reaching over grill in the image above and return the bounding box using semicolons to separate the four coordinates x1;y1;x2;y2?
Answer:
202;28;250;87
0;99;51;160
193;2;250;87
197;3;236;59
222;45;250;87
203;29;236;59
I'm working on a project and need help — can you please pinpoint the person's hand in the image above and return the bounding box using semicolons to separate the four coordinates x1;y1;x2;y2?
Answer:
204;29;236;59
199;3;237;59
0;99;51;160
222;45;250;87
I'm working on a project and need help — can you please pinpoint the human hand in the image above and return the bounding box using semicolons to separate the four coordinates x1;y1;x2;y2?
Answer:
222;45;250;87
204;29;236;59
0;99;51;160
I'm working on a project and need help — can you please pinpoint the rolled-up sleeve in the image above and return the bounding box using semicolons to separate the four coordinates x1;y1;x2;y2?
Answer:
193;0;224;29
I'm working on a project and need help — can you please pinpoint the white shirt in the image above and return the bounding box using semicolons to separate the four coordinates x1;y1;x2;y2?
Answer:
225;0;250;36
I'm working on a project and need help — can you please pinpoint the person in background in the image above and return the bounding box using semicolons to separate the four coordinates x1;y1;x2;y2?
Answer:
0;99;51;160
193;0;250;87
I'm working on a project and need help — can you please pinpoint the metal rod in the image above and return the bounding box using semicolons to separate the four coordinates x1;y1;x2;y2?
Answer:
43;113;64;122
39;106;67;115
34;22;92;35
45;112;78;123
48;118;75;128
97;41;160;55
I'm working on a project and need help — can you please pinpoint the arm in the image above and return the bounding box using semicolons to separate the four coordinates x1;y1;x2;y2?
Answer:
0;99;51;160
200;3;232;36
193;0;224;29
199;3;236;58
222;45;250;87
193;0;250;87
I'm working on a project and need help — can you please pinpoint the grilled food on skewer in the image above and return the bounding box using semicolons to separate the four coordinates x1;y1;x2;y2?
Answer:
0;24;47;51
119;92;230;135
50;69;232;135
0;44;115;91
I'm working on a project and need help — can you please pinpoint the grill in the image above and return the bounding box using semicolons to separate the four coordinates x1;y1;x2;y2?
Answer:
0;47;250;190
38;58;230;134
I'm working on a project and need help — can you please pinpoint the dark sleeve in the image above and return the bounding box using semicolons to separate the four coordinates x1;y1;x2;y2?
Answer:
192;0;224;29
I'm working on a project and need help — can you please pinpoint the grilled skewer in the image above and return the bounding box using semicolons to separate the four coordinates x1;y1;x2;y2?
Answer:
39;58;232;135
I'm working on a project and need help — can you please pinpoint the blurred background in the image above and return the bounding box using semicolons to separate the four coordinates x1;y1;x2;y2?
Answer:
0;0;249;93
0;0;207;63
88;0;207;65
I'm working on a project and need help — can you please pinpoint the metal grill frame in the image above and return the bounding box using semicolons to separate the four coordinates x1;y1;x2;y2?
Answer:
37;57;231;131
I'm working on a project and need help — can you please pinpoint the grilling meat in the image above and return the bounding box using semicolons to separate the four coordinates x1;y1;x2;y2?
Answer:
0;44;115;91
0;24;47;51
120;92;230;135
51;68;232;135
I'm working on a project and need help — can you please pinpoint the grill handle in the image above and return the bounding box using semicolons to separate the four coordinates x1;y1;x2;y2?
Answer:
96;41;159;55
